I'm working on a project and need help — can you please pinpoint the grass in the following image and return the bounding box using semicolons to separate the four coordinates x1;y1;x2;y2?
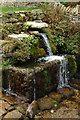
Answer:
0;6;42;14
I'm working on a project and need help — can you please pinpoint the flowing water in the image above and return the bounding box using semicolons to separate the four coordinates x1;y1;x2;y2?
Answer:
6;74;12;96
3;32;69;99
32;70;36;100
39;32;69;89
40;33;53;56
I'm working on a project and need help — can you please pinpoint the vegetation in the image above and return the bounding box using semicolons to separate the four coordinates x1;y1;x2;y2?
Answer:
2;36;46;64
42;4;79;54
2;3;79;79
67;55;77;78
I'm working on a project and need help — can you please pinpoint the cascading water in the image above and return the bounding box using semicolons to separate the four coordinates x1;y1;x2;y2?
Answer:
39;32;69;89
40;33;53;56
32;70;36;100
57;56;69;89
6;73;11;96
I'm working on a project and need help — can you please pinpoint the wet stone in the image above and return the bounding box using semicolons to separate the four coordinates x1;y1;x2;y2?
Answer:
3;110;23;119
0;100;11;110
58;87;75;99
2;96;17;105
49;92;63;102
37;96;57;111
16;106;26;115
0;100;7;116
0;90;3;98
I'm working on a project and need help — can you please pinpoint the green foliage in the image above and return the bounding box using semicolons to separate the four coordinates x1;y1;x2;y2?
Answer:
42;4;79;54
53;35;65;47
65;32;79;54
67;55;77;78
23;23;32;31
2;59;11;70
2;35;46;64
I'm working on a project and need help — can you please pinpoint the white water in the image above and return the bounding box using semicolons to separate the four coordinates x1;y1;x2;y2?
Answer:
32;71;36;100
40;33;53;56
39;33;69;89
6;74;11;96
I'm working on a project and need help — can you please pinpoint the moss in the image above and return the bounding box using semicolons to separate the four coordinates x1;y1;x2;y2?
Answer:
67;55;77;78
34;48;46;59
50;42;57;54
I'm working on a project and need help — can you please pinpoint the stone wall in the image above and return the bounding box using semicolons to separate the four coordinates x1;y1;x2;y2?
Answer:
2;60;60;102
2;9;46;40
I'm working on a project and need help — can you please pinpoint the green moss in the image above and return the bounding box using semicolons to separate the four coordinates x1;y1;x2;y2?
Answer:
67;55;77;78
50;42;57;54
34;48;46;59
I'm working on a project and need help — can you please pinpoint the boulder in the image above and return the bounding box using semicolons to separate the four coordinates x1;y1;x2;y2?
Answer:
3;110;23;119
37;96;57;111
26;100;38;118
58;87;75;99
49;92;63;102
3;60;59;102
25;21;48;29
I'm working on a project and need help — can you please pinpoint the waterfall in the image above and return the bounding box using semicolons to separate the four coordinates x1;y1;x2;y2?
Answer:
39;33;69;89
40;33;53;56
6;73;11;96
32;70;36;100
57;56;69;89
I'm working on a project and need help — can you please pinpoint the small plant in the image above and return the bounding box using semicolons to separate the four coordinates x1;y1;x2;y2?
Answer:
2;59;11;70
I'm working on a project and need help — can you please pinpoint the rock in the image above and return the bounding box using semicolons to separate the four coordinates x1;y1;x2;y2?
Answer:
0;100;7;116
60;100;78;109
69;79;80;90
0;90;3;98
0;99;11;110
25;21;48;29
26;100;38;118
29;31;40;36
3;110;23;119
9;18;18;23
4;60;59;101
0;109;7;117
2;96;17;105
49;92;63;102
58;87;75;99
37;97;57;111
20;14;25;17
16;106;26;115
8;33;29;40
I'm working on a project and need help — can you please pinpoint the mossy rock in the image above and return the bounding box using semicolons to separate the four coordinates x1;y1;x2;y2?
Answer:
50;42;57;54
34;48;46;59
67;55;77;78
